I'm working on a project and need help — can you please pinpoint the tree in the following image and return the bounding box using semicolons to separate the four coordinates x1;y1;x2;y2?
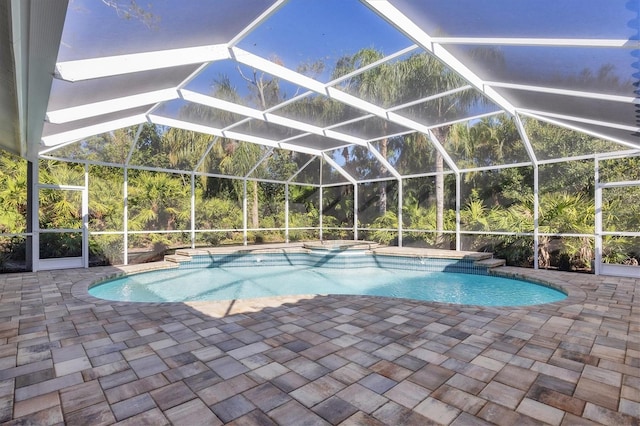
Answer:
333;49;400;215
127;171;189;231
335;50;481;245
0;152;28;233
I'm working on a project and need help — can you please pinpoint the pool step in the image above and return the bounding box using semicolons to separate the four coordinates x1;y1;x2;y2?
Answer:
372;246;494;261
475;258;506;269
166;244;506;269
165;253;193;264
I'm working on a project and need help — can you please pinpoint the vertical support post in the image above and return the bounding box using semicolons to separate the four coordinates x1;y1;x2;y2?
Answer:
533;164;540;269
123;167;128;265
353;183;358;241
190;173;196;249
397;178;403;247
285;183;290;243
243;179;248;246
594;158;602;275
25;160;34;271
27;159;40;272
82;164;89;268
319;162;323;241
456;172;461;251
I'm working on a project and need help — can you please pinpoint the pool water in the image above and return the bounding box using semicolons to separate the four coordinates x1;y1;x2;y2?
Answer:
90;264;566;306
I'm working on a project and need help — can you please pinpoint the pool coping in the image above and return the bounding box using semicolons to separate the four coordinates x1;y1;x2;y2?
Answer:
75;244;585;313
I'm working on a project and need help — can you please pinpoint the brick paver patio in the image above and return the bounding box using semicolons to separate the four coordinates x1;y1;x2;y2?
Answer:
0;260;638;425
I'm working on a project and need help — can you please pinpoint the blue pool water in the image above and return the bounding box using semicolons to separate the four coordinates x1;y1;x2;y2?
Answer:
90;264;566;306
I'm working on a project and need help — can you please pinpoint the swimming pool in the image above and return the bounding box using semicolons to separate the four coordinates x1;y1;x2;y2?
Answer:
89;252;567;306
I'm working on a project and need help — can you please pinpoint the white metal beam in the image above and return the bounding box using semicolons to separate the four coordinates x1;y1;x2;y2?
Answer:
41;114;147;147
518;110;640;150
125;124;144;166
513;114;538;166
429;37;636;48
199;47;470;171
180;90;263;120
386;85;473;112
322;129;370;146
486;81;638;104
328;44;421;86
366;142;402;180
148;115;224;138
389;113;460;174
322;154;358;185
194;136;219;172
38;139;81;155
518;109;640;133
55;44;231;81
599;179;640;188
363;0;517;117
228;0;289;47
278;141;323;156
231;47;327;94
287;156;318;183
47;88;179;124
246;147;274;178
222;130;282;149
181;89;370;146
404;110;504;134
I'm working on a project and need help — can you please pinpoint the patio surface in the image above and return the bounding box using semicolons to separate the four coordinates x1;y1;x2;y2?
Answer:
0;252;638;425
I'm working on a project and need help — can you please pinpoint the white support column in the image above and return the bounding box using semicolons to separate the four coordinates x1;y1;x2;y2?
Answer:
353;184;358;241
31;159;40;272
285;183;290;243
397;178;403;247
82;164;89;268
190;173;196;249
319;161;323;241
456;172;461;251
243;179;248;246
123;167;129;265
533;164;540;269
594;158;602;275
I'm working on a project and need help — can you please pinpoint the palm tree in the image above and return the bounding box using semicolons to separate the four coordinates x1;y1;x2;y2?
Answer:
334;48;397;215
127;171;189;231
219;141;264;229
88;166;124;232
162;128;212;172
538;192;595;269
335;50;482;245
0;152;28;233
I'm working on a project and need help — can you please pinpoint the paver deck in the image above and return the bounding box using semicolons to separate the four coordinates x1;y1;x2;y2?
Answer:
0;249;638;425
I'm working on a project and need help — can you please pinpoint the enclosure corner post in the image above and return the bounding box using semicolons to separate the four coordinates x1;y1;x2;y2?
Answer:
533;164;539;270
243;179;248;246
285;182;290;243
190;173;196;249
455;172;461;251
25;159;35;271
594;158;602;275
123;167;129;266
353;183;358;241
397;178;403;247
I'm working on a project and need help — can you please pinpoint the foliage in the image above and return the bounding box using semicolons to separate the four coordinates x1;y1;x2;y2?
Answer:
369;211;398;245
0;153;28;233
0;48;638;271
